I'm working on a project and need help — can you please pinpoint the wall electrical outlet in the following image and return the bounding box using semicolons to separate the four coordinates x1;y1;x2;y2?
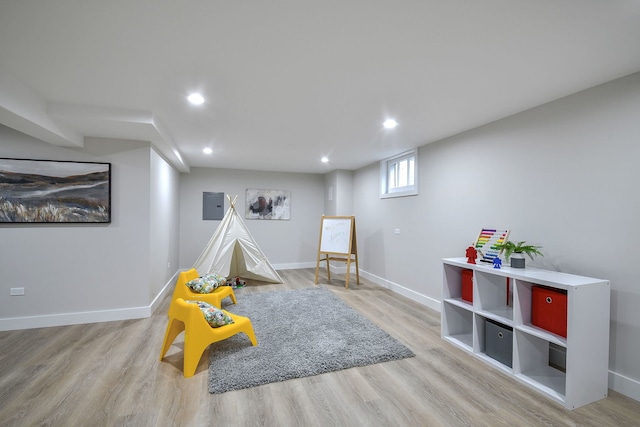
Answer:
394;228;401;235
10;287;25;296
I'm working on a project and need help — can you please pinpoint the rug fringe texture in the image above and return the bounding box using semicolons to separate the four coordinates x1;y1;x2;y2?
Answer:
208;287;415;393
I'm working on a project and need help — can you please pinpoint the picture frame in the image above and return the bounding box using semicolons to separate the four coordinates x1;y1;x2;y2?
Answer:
245;189;290;220
0;157;111;223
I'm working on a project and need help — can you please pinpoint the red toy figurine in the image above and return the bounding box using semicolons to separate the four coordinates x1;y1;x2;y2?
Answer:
466;245;478;264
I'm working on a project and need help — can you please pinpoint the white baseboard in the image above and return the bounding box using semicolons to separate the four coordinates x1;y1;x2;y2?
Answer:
609;370;640;402
151;270;179;313
358;269;442;312
0;271;179;332
320;263;440;311
272;261;317;270
0;306;151;331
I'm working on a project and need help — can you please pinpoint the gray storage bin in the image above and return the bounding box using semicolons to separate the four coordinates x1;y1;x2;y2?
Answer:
485;318;513;368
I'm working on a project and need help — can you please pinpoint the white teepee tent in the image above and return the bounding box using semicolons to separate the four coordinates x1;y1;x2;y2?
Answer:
193;195;283;283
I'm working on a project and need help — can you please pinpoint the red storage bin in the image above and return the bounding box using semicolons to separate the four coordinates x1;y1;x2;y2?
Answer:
461;269;473;303
531;285;567;337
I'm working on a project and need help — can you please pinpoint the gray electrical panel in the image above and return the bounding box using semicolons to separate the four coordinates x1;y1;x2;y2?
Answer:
203;192;224;220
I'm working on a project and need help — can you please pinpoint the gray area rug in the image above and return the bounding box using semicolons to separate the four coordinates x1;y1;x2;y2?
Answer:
208;287;415;394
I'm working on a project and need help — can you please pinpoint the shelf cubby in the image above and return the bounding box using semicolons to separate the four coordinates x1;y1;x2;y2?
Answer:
514;330;566;402
475;269;513;323
474;313;513;374
441;301;473;351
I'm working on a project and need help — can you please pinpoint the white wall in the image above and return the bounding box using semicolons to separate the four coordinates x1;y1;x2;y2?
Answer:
179;168;325;270
149;149;181;300
323;170;354;216
0;127;180;329
335;170;354;216
323;171;338;216
352;72;640;400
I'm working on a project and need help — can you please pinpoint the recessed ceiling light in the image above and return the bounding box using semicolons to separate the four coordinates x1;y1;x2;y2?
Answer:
321;157;329;163
188;93;205;105
383;119;398;129
203;147;213;154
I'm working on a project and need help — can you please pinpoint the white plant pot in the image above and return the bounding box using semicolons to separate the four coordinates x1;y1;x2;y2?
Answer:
510;253;526;268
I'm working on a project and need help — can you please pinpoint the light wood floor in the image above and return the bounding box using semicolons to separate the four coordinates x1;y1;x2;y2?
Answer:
1;268;639;427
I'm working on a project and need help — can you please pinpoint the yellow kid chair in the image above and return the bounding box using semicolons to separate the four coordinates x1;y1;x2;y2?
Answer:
159;298;258;377
172;268;236;308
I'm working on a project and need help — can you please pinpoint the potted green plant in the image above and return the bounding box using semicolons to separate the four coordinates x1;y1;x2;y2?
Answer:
494;240;543;268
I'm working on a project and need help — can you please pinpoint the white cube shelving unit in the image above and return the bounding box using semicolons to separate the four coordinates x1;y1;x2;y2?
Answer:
441;257;610;409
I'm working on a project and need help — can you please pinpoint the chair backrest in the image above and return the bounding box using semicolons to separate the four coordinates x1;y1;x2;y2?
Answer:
177;268;199;287
171;268;200;301
169;297;204;327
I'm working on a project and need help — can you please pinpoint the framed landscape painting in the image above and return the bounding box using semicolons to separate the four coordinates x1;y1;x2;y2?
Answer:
0;158;111;223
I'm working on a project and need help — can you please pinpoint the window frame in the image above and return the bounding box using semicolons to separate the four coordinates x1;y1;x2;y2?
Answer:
380;148;418;199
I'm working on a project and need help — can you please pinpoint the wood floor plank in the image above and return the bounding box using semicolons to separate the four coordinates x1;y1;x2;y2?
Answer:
1;268;639;426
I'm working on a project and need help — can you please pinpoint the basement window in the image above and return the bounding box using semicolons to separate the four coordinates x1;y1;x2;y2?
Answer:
380;148;418;199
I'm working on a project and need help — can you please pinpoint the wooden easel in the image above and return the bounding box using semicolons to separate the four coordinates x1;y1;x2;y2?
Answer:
314;215;360;289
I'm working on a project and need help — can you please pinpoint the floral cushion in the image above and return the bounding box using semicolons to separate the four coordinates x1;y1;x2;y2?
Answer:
186;300;234;328
185;273;227;294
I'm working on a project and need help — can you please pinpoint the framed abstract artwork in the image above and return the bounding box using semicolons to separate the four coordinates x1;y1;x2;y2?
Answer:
245;189;290;220
0;158;111;223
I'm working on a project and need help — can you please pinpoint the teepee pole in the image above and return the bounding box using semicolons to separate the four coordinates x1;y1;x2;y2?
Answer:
227;194;238;210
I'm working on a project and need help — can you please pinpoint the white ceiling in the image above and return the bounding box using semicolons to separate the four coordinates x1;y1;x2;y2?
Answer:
1;1;639;174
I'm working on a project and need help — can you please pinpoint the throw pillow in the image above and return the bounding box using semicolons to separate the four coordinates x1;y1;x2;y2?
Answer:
185;273;227;294
186;300;234;328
